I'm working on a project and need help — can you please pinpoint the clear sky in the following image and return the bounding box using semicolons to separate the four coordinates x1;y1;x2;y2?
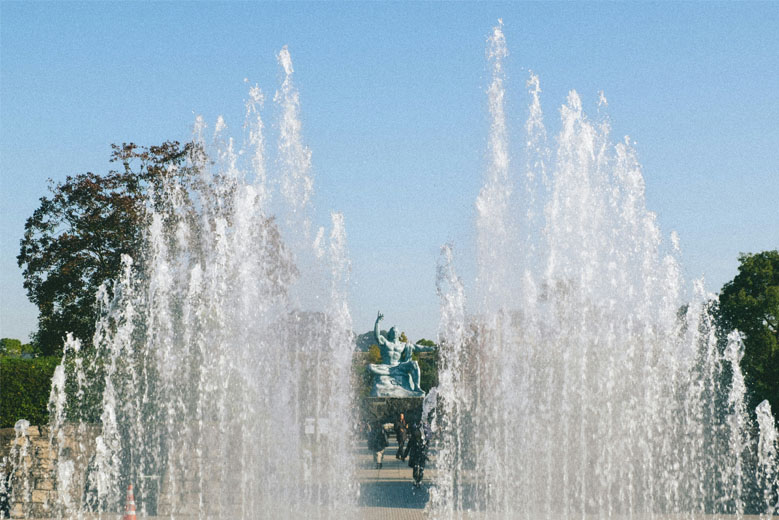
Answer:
1;2;777;343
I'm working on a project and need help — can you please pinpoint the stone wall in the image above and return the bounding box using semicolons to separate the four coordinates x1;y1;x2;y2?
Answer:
0;424;99;519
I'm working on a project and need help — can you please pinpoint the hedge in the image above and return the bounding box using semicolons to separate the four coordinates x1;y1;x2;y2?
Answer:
0;356;60;428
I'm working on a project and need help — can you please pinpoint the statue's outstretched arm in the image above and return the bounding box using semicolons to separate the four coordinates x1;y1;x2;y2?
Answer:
374;311;387;346
413;342;436;353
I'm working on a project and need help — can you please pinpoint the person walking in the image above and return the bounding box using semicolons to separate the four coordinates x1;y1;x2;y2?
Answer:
394;413;408;460
406;423;429;487
368;421;389;469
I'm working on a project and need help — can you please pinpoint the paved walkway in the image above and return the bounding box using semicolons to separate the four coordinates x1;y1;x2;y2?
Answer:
356;444;434;519
22;445;772;519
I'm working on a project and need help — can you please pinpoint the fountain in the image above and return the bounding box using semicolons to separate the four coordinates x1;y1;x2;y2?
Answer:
756;400;779;515
43;47;357;519
432;21;778;519
6;21;776;520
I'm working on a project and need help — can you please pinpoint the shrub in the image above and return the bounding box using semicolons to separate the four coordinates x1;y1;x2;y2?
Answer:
0;356;60;428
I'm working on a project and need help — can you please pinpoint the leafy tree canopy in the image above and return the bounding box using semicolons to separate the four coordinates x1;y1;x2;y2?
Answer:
718;250;779;416
367;344;383;364
0;338;38;357
17;142;198;356
0;338;21;355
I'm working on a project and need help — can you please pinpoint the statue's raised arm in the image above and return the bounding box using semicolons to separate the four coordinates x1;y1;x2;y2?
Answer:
374;311;387;347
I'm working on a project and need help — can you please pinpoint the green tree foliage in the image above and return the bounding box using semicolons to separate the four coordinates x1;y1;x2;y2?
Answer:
349;344;385;400
0;338;21;355
413;338;438;393
367;344;382;364
0;356;60;427
718;250;779;417
17;142;198;356
399;331;408;343
352;352;372;399
0;338;38;358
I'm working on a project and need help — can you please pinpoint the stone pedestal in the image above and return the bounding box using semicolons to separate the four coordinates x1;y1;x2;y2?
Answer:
369;372;424;398
364;397;424;424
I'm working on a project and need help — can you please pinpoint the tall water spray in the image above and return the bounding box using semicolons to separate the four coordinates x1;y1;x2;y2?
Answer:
47;48;357;519
756;400;779;516
433;22;778;518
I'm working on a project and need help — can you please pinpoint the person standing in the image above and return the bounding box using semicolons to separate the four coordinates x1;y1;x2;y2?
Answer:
394;413;408;460
368;421;389;469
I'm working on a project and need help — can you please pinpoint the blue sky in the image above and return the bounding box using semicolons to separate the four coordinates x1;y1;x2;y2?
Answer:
1;2;777;342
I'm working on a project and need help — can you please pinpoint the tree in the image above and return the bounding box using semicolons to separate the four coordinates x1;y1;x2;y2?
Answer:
367;344;383;364
413;338;439;393
17;142;197;356
0;338;21;356
718;250;779;417
1;337;39;358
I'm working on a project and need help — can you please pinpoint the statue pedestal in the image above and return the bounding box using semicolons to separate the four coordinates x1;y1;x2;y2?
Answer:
370;373;424;398
364;397;424;424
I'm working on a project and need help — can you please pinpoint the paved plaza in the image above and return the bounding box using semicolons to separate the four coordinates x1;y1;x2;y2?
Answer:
18;445;772;519
356;443;434;519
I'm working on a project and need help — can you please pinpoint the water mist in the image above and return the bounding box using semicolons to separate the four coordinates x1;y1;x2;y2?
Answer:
46;48;356;519
432;21;778;519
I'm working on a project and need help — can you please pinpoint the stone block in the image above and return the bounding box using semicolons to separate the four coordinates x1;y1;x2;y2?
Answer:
31;488;55;503
31;437;50;448
36;478;55;490
9;502;25;519
34;447;56;462
34;458;55;472
29;501;52;518
12;436;29;448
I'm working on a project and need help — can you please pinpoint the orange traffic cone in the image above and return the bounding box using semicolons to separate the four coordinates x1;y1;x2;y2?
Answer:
123;484;136;520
